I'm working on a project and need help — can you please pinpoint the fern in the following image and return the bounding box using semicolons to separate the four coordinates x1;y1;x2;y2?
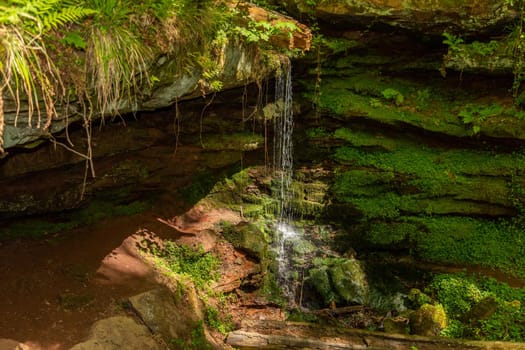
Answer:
41;6;96;30
0;0;94;155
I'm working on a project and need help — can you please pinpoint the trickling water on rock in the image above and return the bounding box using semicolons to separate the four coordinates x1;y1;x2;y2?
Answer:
274;58;294;223
272;58;301;304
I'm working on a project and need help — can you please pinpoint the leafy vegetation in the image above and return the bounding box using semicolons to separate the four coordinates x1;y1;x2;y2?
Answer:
149;241;220;288
426;273;525;341
205;305;233;335
0;0;95;152
0;0;304;157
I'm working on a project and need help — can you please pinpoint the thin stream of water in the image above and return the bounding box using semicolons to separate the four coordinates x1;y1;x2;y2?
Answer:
273;59;300;303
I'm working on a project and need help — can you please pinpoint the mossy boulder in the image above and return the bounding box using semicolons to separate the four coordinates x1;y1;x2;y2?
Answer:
309;257;369;306
410;303;448;336
461;296;499;324
221;221;268;261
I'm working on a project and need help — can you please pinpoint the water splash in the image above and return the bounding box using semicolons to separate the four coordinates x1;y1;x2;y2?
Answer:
272;58;300;304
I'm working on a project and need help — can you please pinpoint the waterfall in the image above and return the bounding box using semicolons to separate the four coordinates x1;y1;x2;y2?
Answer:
273;58;294;222
273;58;300;304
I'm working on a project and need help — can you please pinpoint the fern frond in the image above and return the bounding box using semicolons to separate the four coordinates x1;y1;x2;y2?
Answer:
42;6;97;30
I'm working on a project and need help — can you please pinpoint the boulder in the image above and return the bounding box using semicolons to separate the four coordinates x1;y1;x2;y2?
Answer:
410;303;447;336
462;296;499;324
308;257;369;306
68;316;162;350
128;287;210;347
221;221;268;261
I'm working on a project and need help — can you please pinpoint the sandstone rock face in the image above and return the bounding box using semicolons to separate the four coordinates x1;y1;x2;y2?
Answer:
68;316;162;350
1;2;311;151
129;287;209;347
285;0;516;35
1;44;268;151
0;339;31;350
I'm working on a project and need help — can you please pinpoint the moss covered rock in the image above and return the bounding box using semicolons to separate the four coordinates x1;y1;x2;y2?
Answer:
221;221;268;261
309;257;369;306
410;303;448;336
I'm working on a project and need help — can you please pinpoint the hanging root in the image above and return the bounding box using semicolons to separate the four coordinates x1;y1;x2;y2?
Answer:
0;89;4;154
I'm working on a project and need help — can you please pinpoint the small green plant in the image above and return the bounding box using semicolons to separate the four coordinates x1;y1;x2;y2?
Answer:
415;89;431;110
442;32;464;52
61;30;87;50
470;40;499;56
458;103;504;134
205;305;233;335
84;0;152;117
381;88;404;106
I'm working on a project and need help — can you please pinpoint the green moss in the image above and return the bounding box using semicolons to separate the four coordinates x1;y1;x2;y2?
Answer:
334;128;398;151
306;127;332;138
221;221;268;260
146;241;220;289
259;270;286;306
201;132;264;151
308;266;336;304
410;216;525;277
368;222;416;245
303;67;525;139
309;257;369;306
205;305;233;335
331;128;522;213
172;321;211;350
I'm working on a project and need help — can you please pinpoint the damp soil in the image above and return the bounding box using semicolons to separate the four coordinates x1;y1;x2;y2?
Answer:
0;209;188;350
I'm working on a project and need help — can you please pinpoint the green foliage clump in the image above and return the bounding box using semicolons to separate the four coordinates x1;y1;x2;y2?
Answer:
428;274;486;319
0;0;95;152
459;103;505;134
205;305;233;335
426;273;525;341
306;127;331;138
152;241;220;288
381;88;404;106
408;288;432;308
